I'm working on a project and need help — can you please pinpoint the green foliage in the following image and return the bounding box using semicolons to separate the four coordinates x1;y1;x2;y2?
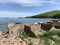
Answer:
55;41;60;45
19;32;28;40
26;10;60;18
38;30;60;39
44;39;50;45
28;41;33;45
38;30;60;45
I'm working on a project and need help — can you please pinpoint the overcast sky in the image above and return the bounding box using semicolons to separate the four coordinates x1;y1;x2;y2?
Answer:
0;0;60;18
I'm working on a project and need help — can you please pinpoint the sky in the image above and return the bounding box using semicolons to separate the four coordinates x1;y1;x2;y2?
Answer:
0;0;60;18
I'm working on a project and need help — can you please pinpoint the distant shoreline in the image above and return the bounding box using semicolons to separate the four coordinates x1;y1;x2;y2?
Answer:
26;10;60;18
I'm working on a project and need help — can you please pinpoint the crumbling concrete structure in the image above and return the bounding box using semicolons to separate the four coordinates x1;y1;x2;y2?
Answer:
8;22;42;37
0;19;60;45
30;23;41;36
41;23;52;31
7;19;60;37
8;23;25;37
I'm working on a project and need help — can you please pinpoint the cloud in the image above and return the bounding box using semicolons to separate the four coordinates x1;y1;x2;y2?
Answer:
0;0;60;6
0;0;60;17
0;11;34;18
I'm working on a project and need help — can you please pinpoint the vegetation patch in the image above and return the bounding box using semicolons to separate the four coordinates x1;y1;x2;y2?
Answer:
19;32;28;40
38;30;60;39
28;41;33;45
38;30;60;45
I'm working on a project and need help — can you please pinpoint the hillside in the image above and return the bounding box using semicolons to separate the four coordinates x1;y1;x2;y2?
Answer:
26;10;60;18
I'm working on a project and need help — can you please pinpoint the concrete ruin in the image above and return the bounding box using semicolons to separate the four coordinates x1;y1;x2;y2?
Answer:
0;19;60;45
7;19;60;37
8;23;25;37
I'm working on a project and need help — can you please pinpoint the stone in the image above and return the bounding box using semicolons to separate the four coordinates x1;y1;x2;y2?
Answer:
41;23;52;31
9;23;25;37
0;31;3;36
8;23;16;30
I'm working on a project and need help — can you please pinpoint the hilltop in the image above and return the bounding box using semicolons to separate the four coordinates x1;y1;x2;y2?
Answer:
26;10;60;18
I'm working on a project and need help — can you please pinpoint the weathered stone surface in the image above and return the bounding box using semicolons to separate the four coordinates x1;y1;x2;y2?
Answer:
0;34;27;45
30;24;41;36
24;25;36;37
54;23;60;29
41;23;52;31
8;23;16;30
49;39;55;45
24;23;41;37
0;31;3;35
9;23;25;37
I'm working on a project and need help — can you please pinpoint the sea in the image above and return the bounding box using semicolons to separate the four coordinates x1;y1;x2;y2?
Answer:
0;18;56;32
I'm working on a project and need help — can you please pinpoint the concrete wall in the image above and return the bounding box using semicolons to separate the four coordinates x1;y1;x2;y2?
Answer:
24;25;36;37
8;23;25;37
54;23;60;29
8;21;60;38
30;24;41;36
41;23;52;31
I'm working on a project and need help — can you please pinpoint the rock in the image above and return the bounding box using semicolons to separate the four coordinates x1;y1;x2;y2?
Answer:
8;23;16;30
54;23;60;29
24;25;36;37
50;27;56;30
32;38;41;45
41;23;52;31
0;31;3;36
53;35;60;40
9;23;25;37
49;39;55;45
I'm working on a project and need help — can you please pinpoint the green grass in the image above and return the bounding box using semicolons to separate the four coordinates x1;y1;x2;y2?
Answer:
28;41;33;45
19;32;28;40
38;30;60;45
38;30;60;39
55;41;60;45
19;30;60;45
44;39;50;45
